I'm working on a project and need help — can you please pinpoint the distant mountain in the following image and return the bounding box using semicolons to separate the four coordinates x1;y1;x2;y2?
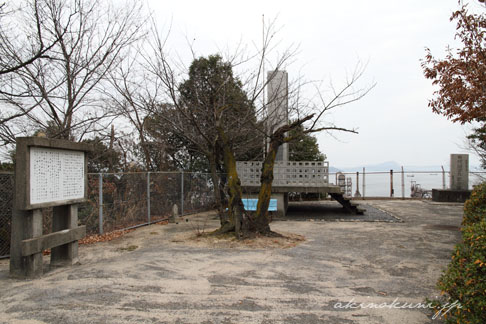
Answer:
329;166;342;173
402;165;445;172
335;161;402;173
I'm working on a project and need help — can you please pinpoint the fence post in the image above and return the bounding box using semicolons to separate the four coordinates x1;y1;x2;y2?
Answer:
147;171;151;224
441;165;446;189
390;169;394;198
362;167;366;199
401;166;405;199
181;171;184;216
98;173;103;235
354;171;361;197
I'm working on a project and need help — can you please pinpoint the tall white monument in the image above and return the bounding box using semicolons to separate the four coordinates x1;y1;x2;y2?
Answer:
266;70;289;161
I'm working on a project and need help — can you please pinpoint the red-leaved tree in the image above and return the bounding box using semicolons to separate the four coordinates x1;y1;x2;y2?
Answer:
422;2;486;167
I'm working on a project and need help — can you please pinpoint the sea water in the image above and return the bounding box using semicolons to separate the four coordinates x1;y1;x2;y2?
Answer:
329;172;486;198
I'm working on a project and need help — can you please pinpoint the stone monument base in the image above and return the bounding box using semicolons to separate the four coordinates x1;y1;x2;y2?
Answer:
432;189;471;203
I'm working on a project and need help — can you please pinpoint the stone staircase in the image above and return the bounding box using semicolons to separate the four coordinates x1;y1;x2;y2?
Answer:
329;192;365;215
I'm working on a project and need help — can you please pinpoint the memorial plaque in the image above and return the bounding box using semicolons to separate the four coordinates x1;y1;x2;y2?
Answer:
30;147;85;205
15;137;92;210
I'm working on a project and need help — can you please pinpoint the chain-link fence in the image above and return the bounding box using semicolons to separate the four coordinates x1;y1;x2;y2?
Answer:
79;172;216;235
0;172;13;259
1;169;485;258
0;171;216;258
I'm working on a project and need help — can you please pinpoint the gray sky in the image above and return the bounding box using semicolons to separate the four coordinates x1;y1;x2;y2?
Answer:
147;0;483;168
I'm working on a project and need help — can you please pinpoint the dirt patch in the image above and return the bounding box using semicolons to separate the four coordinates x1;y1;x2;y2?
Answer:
79;229;136;245
170;231;306;249
118;245;139;252
423;224;461;231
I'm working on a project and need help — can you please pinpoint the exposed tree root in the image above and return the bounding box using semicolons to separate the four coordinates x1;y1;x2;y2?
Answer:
211;223;235;235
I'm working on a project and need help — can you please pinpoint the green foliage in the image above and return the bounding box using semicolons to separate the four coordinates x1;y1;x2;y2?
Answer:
82;137;121;173
463;182;486;226
434;182;486;324
288;124;325;161
467;120;486;169
0;162;13;171
179;55;261;163
436;219;486;324
145;111;211;172
147;55;261;173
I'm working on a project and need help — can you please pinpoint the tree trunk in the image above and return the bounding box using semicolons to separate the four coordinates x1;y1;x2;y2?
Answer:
208;150;231;230
254;117;312;234
254;137;280;234
217;127;245;238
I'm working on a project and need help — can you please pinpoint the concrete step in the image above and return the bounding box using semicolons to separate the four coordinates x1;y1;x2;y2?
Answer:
329;193;365;215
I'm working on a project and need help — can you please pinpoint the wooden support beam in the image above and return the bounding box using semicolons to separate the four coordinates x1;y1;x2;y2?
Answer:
21;226;86;257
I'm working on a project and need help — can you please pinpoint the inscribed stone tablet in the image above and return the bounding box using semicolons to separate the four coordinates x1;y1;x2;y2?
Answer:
450;154;469;191
30;147;85;205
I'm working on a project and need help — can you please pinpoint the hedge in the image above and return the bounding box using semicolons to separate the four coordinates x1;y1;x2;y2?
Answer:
433;183;486;324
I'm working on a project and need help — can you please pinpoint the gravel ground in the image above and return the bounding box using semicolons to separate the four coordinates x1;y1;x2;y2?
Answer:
0;200;463;324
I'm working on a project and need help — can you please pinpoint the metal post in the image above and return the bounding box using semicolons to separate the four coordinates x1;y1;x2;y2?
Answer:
401;166;405;199
147;172;151;224
441;165;446;189
390;169;394;198
354;171;361;197
98;173;103;235
205;173;209;204
362;167;366;198
180;171;184;216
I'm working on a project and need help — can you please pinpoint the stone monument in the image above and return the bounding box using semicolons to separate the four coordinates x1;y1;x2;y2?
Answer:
450;154;469;190
266;70;289;161
432;153;471;203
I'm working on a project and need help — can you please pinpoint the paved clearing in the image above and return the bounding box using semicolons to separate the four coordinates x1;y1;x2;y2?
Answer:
0;200;463;324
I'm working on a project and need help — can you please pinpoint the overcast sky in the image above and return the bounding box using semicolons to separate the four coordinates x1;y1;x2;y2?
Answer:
147;0;484;169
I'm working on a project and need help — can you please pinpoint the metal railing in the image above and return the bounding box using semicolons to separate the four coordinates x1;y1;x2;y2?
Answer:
331;169;486;198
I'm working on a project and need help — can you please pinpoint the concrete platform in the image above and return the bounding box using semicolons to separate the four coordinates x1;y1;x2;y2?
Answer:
242;184;342;194
242;185;344;216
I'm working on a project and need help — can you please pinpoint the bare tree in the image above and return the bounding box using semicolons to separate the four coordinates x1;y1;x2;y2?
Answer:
104;53;159;171
0;0;146;150
253;64;373;233
109;18;373;237
0;0;61;76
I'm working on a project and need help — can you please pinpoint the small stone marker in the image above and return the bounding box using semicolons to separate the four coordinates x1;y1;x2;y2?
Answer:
450;154;469;190
171;204;178;223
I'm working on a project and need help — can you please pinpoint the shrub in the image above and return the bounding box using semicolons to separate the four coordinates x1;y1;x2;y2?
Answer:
435;213;486;323
463;182;486;226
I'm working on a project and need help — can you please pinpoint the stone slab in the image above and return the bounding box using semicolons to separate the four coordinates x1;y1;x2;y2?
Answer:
450;154;469;191
432;189;471;203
